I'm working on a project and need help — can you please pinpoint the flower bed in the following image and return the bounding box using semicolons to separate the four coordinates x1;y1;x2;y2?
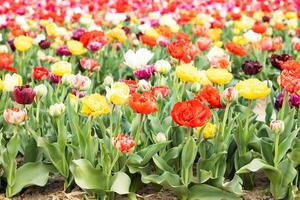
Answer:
0;0;300;199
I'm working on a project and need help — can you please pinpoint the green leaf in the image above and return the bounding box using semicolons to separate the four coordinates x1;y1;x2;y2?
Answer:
188;184;241;200
70;159;108;191
110;172;131;195
181;136;197;169
141;172;187;196
278;129;298;162
10;161;49;196
152;154;175;173
37;137;69;177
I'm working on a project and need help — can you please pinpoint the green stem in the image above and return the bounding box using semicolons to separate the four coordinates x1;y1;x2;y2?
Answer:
36;99;41;123
108;151;119;177
134;114;144;144
180;83;186;100
110;105;115;136
221;103;231;138
242;101;252;155
274;133;280;168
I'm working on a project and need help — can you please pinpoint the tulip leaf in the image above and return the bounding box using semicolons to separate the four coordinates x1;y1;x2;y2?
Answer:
110;172;131;194
141;171;187;196
278;129;298;163
10;161;49;197
153;154;175;173
188;184;241;200
70;159;108;191
181;136;197;169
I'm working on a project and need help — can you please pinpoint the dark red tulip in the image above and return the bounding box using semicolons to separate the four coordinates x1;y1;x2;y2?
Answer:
13;85;36;105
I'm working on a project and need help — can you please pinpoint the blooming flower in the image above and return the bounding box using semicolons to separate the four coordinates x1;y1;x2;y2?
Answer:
171;99;211;128
202;123;217;139
124;48;153;70
13;85;36;105
242;60;263;75
195;85;222;108
80;57;100;72
3;73;22;91
113;134;135;153
154;60;171;74
51;61;72;76
134;64;156;80
4;108;27;125
67;40;87;55
81;94;110;116
13;35;32;52
129;91;157;114
106;82;130;105
235;78;271;100
32;66;49;80
206;68;233;85
176;64;198;83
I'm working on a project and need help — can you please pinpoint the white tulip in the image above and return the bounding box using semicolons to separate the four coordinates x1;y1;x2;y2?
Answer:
124;48;153;70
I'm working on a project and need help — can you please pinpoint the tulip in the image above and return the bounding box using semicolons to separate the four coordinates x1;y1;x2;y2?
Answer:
4;108;27;125
51;61;72;76
270;120;284;134
124;48;153;70
67;40;87;55
202;123;217;139
80;58;100;72
134;64;156;80
3;74;22;91
13;35;32;52
106;82;130;105
48;103;66;117
154;60;171;74
81;94;110;116
34;84;48;99
223;87;238;103
13;85;36;105
113;134;135;153
242;60;263;75
155;132;167;143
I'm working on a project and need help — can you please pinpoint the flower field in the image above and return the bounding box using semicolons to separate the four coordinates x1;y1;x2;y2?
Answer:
0;0;300;199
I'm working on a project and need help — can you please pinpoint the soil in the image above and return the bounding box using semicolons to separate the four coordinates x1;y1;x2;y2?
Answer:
0;172;273;200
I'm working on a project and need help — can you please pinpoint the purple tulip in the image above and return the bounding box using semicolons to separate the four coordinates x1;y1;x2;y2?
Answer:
56;45;71;56
134;64;156;80
13;85;36;105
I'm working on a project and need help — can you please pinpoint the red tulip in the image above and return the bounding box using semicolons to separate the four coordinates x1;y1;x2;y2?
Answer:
32;66;49;80
129;91;157;114
171;99;211;128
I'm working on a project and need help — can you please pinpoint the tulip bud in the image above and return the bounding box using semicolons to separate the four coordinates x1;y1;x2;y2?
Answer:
48;103;65;117
156;132;167;143
61;74;73;86
191;83;201;93
137;80;151;91
34;84;48;99
222;87;238;103
270;120;284;134
103;75;114;86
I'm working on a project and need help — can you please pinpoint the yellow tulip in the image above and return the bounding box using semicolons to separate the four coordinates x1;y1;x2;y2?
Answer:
233;36;248;46
13;36;32;52
81;94;110;116
195;122;217;139
51;61;72;76
203;123;217;139
106;82;130;105
45;23;58;37
145;28;160;39
67;40;87;55
107;28;127;43
206;68;233;85
208;28;222;42
285;12;297;20
176;64;198;83
235;78;271;100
